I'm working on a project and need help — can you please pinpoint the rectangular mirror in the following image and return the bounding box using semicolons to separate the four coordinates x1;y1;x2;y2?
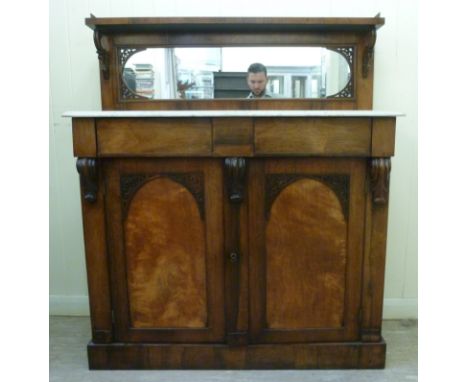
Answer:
120;47;353;100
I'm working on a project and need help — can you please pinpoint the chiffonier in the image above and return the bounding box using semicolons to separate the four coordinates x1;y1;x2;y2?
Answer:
64;15;402;369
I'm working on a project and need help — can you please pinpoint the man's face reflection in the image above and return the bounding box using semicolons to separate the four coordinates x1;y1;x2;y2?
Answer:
247;72;268;97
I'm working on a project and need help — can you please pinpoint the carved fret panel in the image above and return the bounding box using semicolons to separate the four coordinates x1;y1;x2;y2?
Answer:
333;81;353;98
265;174;350;219
119;48;142;68
120;172;205;219
118;47;147;100
333;47;354;64
327;46;355;98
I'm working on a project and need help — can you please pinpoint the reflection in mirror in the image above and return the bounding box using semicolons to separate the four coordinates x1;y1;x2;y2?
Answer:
121;47;352;100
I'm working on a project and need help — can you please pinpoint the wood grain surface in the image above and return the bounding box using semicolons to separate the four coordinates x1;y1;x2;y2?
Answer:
266;178;347;329
97;118;212;156
255;118;371;156
125;177;207;328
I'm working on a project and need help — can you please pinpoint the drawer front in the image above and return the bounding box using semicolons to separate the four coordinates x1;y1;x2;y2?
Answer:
94;117;373;157
97;118;212;156
255;118;371;156
212;117;254;156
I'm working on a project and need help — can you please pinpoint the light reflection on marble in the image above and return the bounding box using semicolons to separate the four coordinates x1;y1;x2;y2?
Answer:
62;110;405;118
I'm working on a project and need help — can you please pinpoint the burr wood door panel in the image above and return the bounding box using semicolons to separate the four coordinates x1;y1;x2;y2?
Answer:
104;159;225;343
248;158;366;343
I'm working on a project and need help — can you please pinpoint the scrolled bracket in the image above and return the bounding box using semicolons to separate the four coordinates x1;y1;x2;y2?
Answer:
76;158;98;203
93;29;109;80
225;158;247;203
362;28;377;78
370;158;391;205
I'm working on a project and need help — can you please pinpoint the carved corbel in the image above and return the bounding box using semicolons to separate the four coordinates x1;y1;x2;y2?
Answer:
362;28;377;78
93;29;109;80
370;158;391;204
224;158;246;203
76;158;98;203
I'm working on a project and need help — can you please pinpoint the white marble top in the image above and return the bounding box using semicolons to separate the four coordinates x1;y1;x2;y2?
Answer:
63;110;404;118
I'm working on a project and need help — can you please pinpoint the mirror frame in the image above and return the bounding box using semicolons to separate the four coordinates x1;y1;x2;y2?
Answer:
86;16;384;110
118;46;355;101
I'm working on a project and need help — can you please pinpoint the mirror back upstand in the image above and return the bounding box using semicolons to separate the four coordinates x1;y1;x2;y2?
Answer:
64;16;402;369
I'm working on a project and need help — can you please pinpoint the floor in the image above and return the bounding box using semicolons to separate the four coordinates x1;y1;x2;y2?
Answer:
50;317;417;381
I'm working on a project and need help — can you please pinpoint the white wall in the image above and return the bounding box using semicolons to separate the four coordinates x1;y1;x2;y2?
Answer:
49;0;418;318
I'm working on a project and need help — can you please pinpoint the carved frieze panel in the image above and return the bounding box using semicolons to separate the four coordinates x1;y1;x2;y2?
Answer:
265;174;350;219
120;172;205;219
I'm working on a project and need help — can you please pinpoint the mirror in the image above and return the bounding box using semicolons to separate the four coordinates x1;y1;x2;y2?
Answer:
121;47;353;100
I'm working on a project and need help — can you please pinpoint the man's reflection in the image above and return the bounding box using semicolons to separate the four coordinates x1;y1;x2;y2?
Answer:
246;63;272;98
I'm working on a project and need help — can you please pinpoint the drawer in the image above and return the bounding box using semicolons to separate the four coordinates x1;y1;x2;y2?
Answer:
97;118;212;156
254;118;371;156
212;117;254;156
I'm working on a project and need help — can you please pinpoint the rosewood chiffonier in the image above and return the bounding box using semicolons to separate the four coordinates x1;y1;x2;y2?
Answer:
64;16;402;369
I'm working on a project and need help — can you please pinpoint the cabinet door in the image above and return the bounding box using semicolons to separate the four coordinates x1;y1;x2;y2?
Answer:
248;158;366;343
104;159;224;343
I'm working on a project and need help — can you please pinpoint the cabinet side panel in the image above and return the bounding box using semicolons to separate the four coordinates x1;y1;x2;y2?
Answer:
72;118;96;157
80;170;113;343
266;178;347;329
125;177;207;328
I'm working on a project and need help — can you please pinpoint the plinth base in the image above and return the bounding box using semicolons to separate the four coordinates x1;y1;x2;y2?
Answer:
87;339;386;369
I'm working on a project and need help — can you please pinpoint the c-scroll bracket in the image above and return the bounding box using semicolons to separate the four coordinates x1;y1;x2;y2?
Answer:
225;158;247;204
370;158;391;205
76;158;98;203
93;29;109;80
362;28;377;78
